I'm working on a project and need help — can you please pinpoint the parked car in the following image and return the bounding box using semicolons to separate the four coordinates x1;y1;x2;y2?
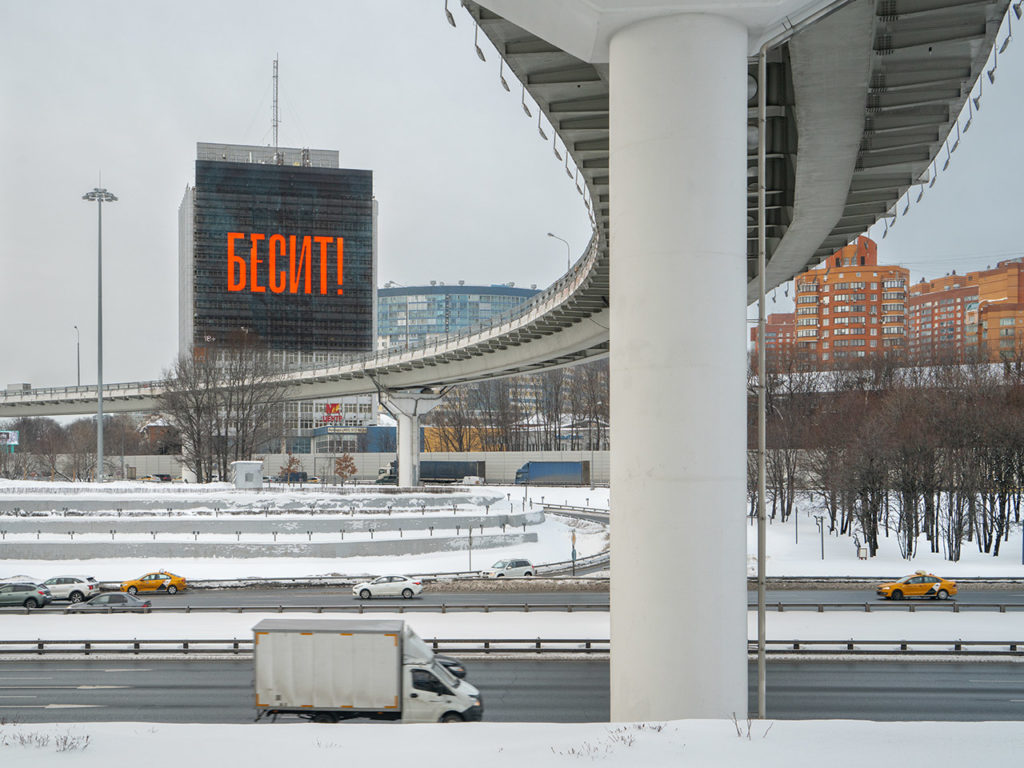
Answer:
352;575;423;599
153;473;173;482
41;575;100;603
483;559;535;578
877;571;958;600
0;581;52;609
120;571;187;595
67;592;152;612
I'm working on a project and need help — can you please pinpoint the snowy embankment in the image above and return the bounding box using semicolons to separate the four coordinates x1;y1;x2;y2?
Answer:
2;719;1021;768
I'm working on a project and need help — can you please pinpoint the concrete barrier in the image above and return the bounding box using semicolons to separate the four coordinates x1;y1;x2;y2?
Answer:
0;532;538;560
0;511;544;535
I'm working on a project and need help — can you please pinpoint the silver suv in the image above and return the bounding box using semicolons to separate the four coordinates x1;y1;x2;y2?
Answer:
0;582;52;609
41;575;100;603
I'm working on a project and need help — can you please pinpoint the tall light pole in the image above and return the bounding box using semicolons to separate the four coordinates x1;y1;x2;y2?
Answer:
82;187;117;482
546;232;570;273
73;325;80;387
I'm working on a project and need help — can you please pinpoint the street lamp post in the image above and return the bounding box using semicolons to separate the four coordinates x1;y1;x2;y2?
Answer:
82;187;117;482
814;515;825;560
73;325;80;387
546;232;570;273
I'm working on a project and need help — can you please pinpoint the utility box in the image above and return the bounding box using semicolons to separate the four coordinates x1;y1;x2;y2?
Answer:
231;460;264;489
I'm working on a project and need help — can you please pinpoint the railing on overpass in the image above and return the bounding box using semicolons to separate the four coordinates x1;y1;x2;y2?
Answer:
0;234;606;410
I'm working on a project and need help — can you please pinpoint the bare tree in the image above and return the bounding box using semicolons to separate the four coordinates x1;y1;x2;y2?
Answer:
159;335;288;482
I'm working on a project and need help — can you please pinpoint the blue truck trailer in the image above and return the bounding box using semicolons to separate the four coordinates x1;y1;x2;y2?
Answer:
514;460;591;486
376;460;486;484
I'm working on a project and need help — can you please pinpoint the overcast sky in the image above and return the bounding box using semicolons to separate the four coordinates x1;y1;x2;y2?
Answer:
2;2;1022;389
0;0;594;389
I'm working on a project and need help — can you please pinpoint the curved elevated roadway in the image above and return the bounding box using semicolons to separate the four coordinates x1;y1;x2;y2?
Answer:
0;0;1011;418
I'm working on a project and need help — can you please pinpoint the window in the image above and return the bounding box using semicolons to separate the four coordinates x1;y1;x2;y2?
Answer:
797;295;818;304
1000;318;1016;326
796;329;817;338
796;318;817;326
882;292;905;300
883;326;905;335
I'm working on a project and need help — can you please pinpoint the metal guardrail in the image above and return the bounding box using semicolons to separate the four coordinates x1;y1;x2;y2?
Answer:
0;602;609;616
1;637;1021;657
750;601;1024;613
758;639;1024;656
0;637;609;656
542;504;609;515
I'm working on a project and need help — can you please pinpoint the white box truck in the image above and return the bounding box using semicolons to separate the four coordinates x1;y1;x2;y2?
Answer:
252;618;483;723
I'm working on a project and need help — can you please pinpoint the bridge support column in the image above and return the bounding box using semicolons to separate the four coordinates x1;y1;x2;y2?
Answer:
609;14;748;721
380;389;445;486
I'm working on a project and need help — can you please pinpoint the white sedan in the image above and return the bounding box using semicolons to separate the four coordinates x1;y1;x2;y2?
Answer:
352;575;423;600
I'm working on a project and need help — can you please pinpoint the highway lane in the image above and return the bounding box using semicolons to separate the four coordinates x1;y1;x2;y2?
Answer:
2;660;1023;723
39;585;1024;612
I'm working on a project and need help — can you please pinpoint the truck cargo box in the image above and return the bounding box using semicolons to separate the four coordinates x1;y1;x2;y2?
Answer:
254;619;409;713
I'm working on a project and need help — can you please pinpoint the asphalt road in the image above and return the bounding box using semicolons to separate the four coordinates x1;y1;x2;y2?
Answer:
2;660;1023;723
54;585;1024;612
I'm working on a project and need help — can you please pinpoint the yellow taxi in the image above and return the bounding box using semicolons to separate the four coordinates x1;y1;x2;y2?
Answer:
876;571;957;600
120;571;187;595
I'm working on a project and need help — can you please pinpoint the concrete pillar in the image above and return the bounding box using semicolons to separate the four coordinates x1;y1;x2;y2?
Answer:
380;389;445;486
609;14;748;721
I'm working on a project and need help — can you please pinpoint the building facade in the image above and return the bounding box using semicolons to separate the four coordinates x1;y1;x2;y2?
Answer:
749;312;795;364
178;142;377;356
908;259;1024;363
791;236;909;365
377;283;540;351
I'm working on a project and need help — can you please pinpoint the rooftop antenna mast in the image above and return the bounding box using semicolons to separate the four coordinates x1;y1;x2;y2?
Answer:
272;55;282;164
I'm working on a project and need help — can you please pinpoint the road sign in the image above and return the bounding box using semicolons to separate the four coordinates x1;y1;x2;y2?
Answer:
0;430;18;446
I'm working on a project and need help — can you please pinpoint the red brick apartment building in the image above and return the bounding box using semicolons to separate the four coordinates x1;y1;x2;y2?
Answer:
752;242;1024;368
909;258;1024;363
748;312;795;359
791;236;909;365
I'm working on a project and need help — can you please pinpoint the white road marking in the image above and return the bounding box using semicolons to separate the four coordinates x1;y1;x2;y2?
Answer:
0;685;130;690
0;695;36;699
0;677;51;680
0;708;101;712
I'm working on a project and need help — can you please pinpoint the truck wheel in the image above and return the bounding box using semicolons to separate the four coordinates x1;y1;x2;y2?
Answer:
69;591;84;603
440;713;464;723
359;589;371;600
127;586;138;595
311;713;338;723
167;585;178;595
401;588;413;599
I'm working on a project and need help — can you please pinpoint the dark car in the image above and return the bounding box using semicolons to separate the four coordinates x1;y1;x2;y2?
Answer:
67;592;152;612
0;582;52;609
153;473;173;482
436;654;467;679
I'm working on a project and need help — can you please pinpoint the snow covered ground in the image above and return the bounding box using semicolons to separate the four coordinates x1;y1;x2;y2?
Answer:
0;482;607;581
1;481;1022;765
0;607;1022;647
4;719;1020;768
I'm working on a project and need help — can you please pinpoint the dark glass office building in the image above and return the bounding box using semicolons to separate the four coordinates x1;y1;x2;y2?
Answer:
179;143;375;353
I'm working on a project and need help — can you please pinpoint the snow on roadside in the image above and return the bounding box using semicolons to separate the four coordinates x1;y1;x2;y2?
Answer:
0;718;1021;768
1;608;1021;645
